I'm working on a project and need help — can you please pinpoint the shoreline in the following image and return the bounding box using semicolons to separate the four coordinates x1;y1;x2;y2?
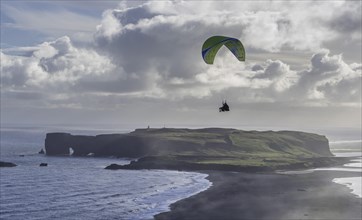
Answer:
154;159;362;220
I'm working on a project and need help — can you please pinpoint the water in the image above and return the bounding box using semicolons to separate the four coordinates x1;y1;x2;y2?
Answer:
329;142;361;198
333;177;361;199
0;126;211;220
278;141;362;198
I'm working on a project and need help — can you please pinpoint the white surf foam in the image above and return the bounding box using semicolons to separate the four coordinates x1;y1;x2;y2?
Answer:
333;177;362;198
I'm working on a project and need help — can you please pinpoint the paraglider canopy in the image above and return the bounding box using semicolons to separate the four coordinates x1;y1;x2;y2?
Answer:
202;36;245;64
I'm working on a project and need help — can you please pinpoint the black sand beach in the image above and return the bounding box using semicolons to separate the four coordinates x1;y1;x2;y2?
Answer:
155;170;362;220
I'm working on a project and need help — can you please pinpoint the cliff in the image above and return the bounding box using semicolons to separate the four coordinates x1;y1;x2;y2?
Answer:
45;132;152;157
44;128;337;171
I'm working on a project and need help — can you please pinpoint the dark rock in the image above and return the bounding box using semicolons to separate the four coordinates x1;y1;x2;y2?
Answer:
45;132;149;157
105;164;123;170
0;161;17;167
39;163;48;167
39;149;45;154
45;133;72;156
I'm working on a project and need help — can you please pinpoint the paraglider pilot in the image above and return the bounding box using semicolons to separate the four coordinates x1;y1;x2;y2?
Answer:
219;100;230;112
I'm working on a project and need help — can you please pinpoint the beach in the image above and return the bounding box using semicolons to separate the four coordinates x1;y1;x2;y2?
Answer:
155;169;361;220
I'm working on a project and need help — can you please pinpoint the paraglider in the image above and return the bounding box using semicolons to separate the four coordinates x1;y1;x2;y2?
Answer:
201;36;245;112
219;100;230;112
202;36;245;64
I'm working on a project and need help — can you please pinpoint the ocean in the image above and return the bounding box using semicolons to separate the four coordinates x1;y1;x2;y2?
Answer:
323;140;362;198
0;126;211;220
278;140;362;198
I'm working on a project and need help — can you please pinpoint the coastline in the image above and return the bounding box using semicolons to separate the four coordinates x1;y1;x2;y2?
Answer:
2;126;360;219
154;162;361;220
39;128;361;219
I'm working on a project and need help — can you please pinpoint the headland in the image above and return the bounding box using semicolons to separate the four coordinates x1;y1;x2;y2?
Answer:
45;128;348;171
43;128;361;220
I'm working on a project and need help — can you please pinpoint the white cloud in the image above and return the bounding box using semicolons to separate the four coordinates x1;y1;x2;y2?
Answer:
294;51;361;104
98;0;359;52
91;0;360;100
95;9;123;40
1;1;361;116
1;36;117;92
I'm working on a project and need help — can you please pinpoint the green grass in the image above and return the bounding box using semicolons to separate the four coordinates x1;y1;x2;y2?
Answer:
131;128;330;168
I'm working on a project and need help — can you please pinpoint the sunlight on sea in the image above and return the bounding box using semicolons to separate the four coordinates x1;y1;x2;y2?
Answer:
322;142;361;198
277;141;361;198
333;177;361;198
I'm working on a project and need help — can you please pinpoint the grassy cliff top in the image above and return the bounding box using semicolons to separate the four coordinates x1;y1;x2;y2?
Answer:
46;128;336;171
125;128;332;168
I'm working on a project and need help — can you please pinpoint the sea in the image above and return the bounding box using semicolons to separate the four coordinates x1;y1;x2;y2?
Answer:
0;125;211;220
322;140;362;198
277;137;362;198
0;125;361;219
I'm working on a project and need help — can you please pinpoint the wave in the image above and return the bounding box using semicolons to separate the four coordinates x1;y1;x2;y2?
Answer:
333;177;362;198
330;140;362;144
0;155;211;220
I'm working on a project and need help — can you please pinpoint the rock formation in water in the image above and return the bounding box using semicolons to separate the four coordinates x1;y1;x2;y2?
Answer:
45;132;149;157
0;161;17;167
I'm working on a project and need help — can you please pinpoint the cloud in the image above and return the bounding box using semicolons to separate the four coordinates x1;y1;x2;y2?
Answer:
328;1;361;35
294;51;361;104
91;1;360;99
1;1;361;113
1;36;117;91
95;1;360;52
2;38;359;109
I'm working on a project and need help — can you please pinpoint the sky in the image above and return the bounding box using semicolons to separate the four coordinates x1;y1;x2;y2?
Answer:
1;0;361;132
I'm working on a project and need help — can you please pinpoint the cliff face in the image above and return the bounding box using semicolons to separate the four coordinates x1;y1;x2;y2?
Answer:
45;133;150;157
45;128;332;158
277;131;331;156
45;133;72;156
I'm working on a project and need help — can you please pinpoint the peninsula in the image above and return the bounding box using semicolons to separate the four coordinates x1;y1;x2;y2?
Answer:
45;128;345;171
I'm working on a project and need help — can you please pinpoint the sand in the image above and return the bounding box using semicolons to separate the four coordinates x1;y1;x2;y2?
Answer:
154;170;362;220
